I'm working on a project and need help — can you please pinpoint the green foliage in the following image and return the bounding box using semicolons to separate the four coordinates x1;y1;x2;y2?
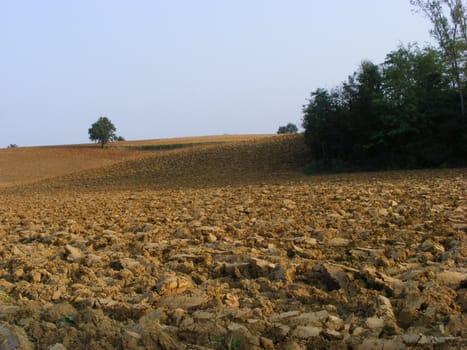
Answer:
302;44;467;171
302;2;467;172
209;335;225;345
88;117;117;148
277;122;299;134
231;338;241;350
0;290;12;304
57;315;76;328
411;0;467;116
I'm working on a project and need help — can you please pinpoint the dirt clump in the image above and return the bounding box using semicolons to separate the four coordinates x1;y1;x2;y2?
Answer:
0;136;465;348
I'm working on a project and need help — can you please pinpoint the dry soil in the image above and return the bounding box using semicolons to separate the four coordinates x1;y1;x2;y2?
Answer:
0;135;465;349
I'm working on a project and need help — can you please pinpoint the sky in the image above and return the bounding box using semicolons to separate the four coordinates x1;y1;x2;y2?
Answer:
1;1;434;147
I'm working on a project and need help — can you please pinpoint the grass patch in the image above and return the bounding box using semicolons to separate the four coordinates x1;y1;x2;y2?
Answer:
209;335;225;345
231;338;241;350
0;290;12;304
57;315;76;328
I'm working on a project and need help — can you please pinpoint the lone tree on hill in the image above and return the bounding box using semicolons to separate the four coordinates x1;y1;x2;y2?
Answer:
88;116;117;148
277;122;299;134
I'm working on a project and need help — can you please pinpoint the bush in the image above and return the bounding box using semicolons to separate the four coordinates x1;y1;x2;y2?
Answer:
277;123;298;134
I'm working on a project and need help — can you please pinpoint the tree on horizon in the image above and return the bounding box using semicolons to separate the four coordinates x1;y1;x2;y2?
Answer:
88;117;117;148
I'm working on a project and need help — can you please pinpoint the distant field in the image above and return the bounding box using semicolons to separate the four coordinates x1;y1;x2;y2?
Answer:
0;134;275;188
111;134;274;147
0;147;141;188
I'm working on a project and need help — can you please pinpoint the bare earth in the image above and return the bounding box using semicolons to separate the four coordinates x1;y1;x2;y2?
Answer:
0;135;465;349
0;135;272;188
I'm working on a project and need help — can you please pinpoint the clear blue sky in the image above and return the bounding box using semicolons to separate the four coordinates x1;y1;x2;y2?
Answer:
1;1;434;146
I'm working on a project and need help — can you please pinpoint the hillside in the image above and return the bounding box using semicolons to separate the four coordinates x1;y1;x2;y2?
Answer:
0;145;142;188
6;134;309;192
0;134;278;189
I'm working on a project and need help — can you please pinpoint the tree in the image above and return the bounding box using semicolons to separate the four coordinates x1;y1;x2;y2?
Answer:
88;117;117;148
302;88;350;161
302;44;466;169
379;44;458;165
277;122;299;134
411;0;467;116
342;60;385;160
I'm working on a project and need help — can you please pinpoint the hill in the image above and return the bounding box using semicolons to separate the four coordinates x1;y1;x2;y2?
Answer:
4;134;309;192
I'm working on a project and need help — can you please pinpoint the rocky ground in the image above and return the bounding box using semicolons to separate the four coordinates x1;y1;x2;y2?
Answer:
0;136;465;349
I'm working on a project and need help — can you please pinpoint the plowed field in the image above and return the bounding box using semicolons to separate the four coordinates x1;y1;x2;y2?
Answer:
0;135;465;349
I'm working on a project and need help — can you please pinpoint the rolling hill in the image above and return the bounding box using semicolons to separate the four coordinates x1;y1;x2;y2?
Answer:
3;134;309;192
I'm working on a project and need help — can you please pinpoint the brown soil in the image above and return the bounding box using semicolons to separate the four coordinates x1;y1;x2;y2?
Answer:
0;134;273;189
0;134;465;349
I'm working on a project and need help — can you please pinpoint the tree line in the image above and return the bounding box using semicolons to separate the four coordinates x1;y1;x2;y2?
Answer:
302;0;466;171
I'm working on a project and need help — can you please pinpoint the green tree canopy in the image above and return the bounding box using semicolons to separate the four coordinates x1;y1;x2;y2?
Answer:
302;44;466;170
411;0;467;116
88;117;117;148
